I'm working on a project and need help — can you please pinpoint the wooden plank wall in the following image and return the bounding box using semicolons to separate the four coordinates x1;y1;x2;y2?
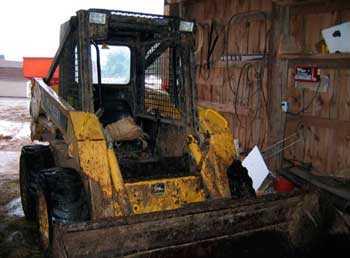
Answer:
282;4;350;176
167;0;350;176
171;0;273;155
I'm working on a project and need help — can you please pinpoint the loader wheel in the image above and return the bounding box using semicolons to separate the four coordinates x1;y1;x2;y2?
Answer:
227;160;256;198
19;144;54;221
37;190;50;250
36;167;90;251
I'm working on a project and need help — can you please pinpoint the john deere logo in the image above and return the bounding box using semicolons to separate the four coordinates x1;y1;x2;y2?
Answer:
151;183;165;195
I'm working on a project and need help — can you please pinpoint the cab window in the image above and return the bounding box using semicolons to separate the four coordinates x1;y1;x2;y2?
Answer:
91;45;131;84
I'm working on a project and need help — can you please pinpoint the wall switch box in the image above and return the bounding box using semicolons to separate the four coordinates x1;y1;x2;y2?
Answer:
281;101;289;112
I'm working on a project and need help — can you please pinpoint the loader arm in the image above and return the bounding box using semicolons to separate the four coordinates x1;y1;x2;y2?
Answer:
30;78;130;219
188;107;237;199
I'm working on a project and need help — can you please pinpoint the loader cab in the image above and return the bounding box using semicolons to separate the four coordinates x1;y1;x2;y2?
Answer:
53;9;198;181
90;43;133;125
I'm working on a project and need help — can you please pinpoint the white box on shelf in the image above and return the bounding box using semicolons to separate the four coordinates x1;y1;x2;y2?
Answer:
322;22;350;53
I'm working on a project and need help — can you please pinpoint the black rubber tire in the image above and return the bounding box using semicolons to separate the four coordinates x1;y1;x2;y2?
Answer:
227;159;256;199
36;167;90;254
19;144;54;221
38;167;90;223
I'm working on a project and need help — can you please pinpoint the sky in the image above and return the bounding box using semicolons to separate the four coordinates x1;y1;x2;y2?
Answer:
0;0;164;61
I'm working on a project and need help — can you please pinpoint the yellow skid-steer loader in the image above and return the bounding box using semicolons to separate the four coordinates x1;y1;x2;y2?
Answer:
20;9;301;257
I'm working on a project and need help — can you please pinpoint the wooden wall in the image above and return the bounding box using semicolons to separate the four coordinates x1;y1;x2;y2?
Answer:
166;0;350;176
168;0;273;154
281;2;350;176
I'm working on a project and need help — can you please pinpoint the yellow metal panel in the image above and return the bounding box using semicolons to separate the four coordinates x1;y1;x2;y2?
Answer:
68;112;118;219
209;133;235;166
200;145;232;198
66;107;235;218
187;135;203;165
77;141;113;198
69;112;105;141
107;148;132;216
197;107;236;163
197;107;229;135
125;176;205;214
187;107;236;199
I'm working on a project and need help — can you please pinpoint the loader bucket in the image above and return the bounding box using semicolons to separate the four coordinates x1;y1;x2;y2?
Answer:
52;193;302;258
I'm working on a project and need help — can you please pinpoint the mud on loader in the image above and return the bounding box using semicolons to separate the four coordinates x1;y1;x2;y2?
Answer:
20;9;300;258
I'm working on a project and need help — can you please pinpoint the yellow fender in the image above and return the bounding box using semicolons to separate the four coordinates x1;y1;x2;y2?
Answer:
67;112;130;219
188;107;237;199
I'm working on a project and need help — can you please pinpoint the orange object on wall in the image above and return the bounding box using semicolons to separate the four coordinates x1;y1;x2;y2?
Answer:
22;57;59;83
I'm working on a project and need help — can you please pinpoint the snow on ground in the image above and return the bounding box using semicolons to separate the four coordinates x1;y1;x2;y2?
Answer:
0;97;30;208
0;98;31;153
0;98;30;122
0;121;30;143
0;97;42;258
0;151;19;176
5;198;24;217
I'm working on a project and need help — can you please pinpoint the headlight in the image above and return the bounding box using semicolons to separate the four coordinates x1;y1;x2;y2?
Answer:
89;12;107;25
179;21;194;32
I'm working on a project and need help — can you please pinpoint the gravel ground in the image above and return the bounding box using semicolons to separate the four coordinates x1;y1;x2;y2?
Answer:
0;97;43;258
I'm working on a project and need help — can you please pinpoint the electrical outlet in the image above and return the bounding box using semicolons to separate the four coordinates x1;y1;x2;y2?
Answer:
281;101;289;112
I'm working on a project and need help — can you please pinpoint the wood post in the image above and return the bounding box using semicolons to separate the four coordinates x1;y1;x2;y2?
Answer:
267;3;290;171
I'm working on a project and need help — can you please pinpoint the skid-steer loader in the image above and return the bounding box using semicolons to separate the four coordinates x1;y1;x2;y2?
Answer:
20;9;302;258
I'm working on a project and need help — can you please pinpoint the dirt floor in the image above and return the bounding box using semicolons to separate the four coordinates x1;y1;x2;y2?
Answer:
0;97;43;258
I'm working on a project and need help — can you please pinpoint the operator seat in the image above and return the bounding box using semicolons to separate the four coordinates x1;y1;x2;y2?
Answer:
99;99;132;127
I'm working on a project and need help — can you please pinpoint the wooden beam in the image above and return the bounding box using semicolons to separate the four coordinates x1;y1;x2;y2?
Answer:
280;167;350;206
198;100;249;116
280;53;350;60
165;0;205;5
287;115;350;130
290;0;350;15
280;54;350;69
267;4;290;171
273;0;326;6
